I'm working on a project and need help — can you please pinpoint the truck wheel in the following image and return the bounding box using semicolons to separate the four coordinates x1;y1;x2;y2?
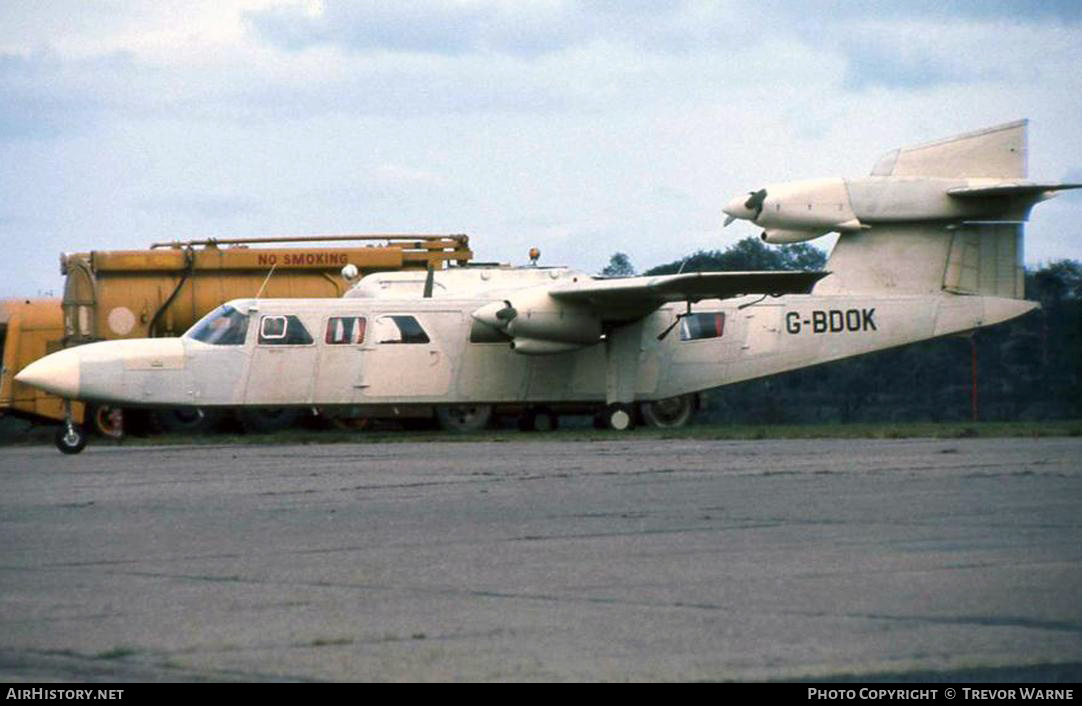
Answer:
151;408;222;434
326;414;370;431
436;404;492;433
640;395;694;428
89;405;125;440
237;408;301;433
604;402;636;431
55;424;88;455
518;407;557;432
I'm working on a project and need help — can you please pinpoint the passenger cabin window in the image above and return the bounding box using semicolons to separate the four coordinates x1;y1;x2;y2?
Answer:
186;305;249;345
680;312;725;341
258;315;314;345
374;315;430;344
326;316;366;345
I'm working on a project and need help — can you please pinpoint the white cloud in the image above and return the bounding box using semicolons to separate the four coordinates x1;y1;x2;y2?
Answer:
1;1;1081;296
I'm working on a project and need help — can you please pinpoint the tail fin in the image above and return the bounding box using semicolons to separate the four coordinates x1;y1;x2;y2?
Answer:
870;119;1027;179
817;121;1030;299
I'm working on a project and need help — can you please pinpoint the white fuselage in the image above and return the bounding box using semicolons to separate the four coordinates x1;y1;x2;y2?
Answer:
18;289;1035;410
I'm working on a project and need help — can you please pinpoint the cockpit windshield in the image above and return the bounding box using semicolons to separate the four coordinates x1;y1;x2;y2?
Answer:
186;305;250;345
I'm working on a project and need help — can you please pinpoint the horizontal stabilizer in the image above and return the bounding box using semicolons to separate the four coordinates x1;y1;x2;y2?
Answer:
947;182;1082;198
551;271;828;311
871;120;1027;179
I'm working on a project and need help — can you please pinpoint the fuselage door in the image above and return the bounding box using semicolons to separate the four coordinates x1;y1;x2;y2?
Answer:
313;315;368;404
244;314;318;404
361;313;453;398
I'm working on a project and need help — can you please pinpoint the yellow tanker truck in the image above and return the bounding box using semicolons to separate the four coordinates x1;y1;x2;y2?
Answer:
1;234;472;437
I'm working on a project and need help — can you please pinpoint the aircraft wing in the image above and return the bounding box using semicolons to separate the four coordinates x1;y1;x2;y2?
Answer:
548;270;827;314
870;120;1027;179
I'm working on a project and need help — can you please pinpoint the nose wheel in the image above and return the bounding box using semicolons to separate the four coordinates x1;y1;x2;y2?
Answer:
55;402;88;454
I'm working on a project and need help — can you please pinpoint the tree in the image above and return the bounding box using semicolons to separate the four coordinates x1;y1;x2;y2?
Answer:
1032;260;1082;305
643;237;827;275
601;252;635;277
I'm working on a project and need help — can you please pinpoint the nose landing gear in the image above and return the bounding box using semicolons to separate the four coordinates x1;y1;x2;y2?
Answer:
55;401;88;455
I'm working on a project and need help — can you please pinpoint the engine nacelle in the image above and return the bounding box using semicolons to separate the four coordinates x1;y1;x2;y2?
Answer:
760;228;827;244
509;338;587;355
472;286;602;354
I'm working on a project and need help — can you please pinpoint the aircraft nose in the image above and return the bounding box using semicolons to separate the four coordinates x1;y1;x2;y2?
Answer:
14;349;81;399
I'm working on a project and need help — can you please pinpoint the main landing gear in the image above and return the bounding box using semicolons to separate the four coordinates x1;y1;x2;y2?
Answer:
599;402;636;431
594;395;696;431
640;394;695;429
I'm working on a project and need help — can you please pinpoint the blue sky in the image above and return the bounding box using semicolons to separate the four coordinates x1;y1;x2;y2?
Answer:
2;0;1081;296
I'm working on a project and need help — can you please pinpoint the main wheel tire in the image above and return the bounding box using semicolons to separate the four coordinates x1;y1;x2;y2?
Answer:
55;424;88;455
151;408;223;434
640;394;694;429
88;405;125;440
436;404;493;433
604;402;636;431
237;408;302;434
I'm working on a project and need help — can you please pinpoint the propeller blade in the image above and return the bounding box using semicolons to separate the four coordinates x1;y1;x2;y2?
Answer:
744;188;767;220
495;301;517;322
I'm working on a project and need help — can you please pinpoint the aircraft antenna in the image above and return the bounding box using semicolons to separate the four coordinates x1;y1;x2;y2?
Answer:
423;264;435;298
255;263;278;299
738;294;769;310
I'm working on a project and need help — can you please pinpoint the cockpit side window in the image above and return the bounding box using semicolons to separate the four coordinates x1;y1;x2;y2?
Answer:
679;312;725;341
186;305;250;345
258;315;314;345
326;316;366;345
374;315;430;344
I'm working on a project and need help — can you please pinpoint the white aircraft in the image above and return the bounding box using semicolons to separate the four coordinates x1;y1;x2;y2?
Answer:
16;120;1076;453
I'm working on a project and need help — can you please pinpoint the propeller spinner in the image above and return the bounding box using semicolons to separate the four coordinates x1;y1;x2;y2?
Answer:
723;188;767;226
